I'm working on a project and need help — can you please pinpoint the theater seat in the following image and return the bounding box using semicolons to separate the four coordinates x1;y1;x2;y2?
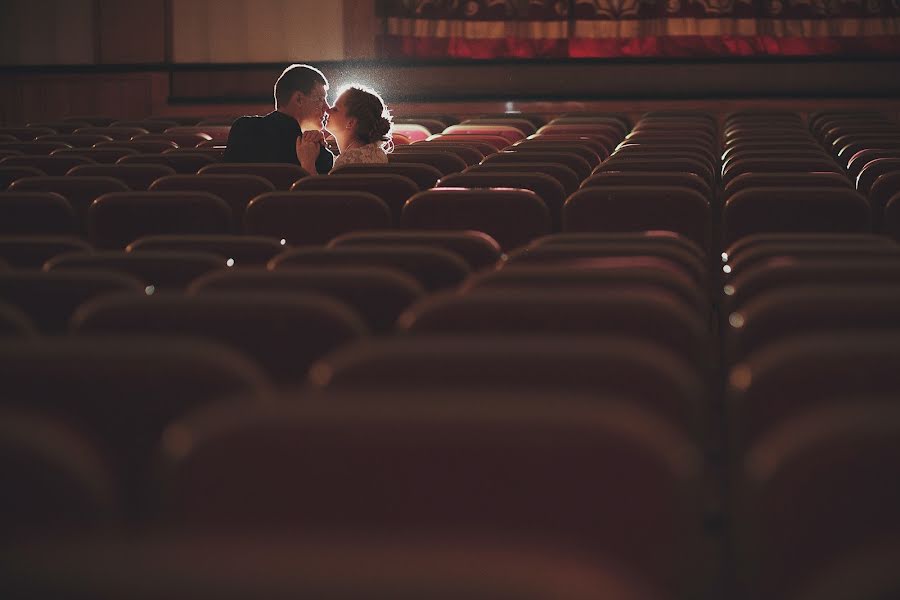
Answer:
71;292;367;384
0;534;671;600
291;173;419;224
0;302;36;336
156;395;705;595
88;191;233;249
244;191;391;246
0;236;92;269
398;288;709;366
438;171;567;232
564;186;711;253
149;174;274;226
67;163;177;191
0;407;117;534
0;337;271;508
736;403;900;600
329;230;503;271
401;188;550;251
0;191;78;235
127;234;284;266
331;163;443;190
8;176;129;226
198;163;309;191
311;335;706;439
189;267;425;333
45;250;227;291
117;153;217;174
1;155;94;176
721;187;870;248
270;245;470;292
0;270;144;333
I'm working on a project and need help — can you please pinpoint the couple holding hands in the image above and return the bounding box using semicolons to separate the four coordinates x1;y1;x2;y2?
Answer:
223;63;392;174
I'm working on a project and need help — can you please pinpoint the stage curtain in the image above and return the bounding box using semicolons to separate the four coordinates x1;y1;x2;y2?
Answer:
376;0;900;58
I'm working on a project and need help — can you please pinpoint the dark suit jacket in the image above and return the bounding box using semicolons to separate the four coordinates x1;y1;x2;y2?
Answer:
223;110;334;174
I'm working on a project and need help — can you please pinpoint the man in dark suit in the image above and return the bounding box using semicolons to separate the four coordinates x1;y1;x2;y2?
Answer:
223;63;334;174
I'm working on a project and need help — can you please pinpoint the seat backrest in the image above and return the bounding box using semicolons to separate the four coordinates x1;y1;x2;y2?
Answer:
387;150;468;175
0;407;117;534
0;191;77;235
0;166;45;189
438;171;567;231
0;302;36;337
463;162;581;195
51;147;140;164
856;157;900;195
149;174;274;225
9;176;129;225
88;191;233;249
391;142;485;166
331;162;443;190
0;235;92;269
722;257;900;313
157;395;704;594
329;229;502;271
513;237;706;275
721;187;870;248
244;191;391;245
67;163;176;190
483;150;592;181
270;245;470;292
401;188;551;251
736;403;900;599
72;292;367;384
724;284;900;362
0;336;271;501
189;267;424;333
45;250;227;291
0;141;73;155
582;170;712;204
1;154;94;175
0;270;144;333
96;139;177;154
399;288;709;366
723;172;851;198
127;234;284;266
291;173;419;223
564;186;711;253
117;153;217;174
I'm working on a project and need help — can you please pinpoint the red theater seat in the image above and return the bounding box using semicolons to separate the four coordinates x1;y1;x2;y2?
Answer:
270;245;470;292
291;173;419;223
72;292;366;384
401;188;550;251
0;191;77;235
329;229;503;271
189;266;425;333
198;162;308;191
156;395;706;596
67;163;176;190
244;191;391;246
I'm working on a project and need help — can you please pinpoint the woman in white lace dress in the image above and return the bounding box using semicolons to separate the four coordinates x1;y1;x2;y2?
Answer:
322;85;392;172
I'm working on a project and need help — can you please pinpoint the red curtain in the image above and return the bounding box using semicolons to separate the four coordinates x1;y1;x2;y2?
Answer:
377;0;900;58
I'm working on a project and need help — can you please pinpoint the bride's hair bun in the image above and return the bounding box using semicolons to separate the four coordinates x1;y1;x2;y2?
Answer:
342;85;393;147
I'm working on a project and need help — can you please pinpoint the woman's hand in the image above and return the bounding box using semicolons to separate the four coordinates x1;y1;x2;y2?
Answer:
296;130;324;174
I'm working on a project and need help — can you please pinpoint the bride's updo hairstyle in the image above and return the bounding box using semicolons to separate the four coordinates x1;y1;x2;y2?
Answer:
342;85;393;149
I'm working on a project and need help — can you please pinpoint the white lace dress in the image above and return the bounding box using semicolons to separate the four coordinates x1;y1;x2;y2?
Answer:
330;142;388;172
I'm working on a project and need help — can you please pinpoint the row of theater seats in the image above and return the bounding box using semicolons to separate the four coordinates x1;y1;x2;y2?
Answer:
2;110;899;251
1;109;899;600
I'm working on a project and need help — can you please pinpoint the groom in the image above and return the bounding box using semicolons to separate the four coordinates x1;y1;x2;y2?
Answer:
223;63;334;174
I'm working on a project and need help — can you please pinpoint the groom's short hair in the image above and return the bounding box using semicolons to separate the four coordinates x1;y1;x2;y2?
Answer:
274;64;328;108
